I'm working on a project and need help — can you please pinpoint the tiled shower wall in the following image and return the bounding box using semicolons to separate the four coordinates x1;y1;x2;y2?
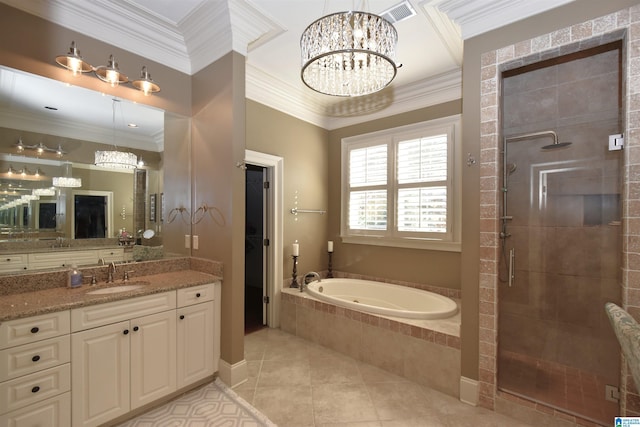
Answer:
478;6;640;423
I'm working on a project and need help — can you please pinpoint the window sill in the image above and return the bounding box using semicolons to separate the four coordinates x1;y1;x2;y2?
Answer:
341;235;461;252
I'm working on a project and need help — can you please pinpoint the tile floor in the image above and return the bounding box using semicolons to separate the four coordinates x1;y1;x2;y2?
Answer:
235;327;535;427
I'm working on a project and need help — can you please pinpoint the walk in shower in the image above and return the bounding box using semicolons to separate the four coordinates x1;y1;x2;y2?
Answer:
498;42;623;425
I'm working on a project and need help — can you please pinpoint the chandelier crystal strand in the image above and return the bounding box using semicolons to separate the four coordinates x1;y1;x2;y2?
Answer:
301;11;397;97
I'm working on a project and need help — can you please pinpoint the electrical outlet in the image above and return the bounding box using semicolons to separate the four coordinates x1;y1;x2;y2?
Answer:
184;234;191;249
193;235;199;250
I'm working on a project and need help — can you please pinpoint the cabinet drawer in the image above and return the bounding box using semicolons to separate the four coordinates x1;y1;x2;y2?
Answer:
71;291;176;332
0;311;70;350
0;335;71;381
0;363;70;414
28;250;97;270
0;391;70;427
0;254;28;273
97;248;124;263
177;283;215;307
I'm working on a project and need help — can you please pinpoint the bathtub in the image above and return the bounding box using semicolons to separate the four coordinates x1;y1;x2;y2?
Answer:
304;278;457;319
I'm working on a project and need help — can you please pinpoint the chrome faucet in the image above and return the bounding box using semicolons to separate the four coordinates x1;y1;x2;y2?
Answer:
300;271;321;292
107;262;117;283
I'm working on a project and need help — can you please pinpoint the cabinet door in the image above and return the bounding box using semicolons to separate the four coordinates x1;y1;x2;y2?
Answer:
71;321;130;427
130;310;176;409
176;302;214;388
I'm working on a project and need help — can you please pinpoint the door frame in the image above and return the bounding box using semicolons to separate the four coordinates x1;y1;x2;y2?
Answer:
244;150;283;328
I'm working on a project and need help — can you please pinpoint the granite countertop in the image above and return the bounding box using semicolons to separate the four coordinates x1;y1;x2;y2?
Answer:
0;270;221;323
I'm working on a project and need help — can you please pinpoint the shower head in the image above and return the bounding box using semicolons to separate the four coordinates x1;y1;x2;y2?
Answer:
541;141;572;150
505;130;571;151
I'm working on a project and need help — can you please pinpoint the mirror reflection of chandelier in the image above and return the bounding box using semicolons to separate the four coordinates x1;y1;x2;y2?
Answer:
300;10;398;97
95;98;138;170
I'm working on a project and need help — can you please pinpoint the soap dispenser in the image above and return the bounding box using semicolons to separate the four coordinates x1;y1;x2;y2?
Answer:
68;264;83;288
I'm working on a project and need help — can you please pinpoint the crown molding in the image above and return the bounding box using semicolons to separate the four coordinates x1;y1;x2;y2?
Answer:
420;1;463;65
230;0;286;56
180;1;232;74
430;0;576;39
247;63;461;130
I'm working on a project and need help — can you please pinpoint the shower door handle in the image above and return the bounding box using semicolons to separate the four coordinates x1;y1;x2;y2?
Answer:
508;248;515;287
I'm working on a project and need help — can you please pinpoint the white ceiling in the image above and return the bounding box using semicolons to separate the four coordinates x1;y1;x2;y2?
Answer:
0;0;575;146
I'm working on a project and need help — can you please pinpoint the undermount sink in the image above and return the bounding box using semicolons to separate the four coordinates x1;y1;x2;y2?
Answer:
86;282;149;295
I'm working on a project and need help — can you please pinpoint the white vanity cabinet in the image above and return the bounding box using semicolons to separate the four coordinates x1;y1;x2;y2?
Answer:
176;283;215;388
71;292;177;427
0;311;72;427
0;247;127;273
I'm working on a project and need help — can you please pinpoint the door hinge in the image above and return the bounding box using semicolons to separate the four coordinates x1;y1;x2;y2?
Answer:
605;384;620;402
263;181;270;189
263;296;269;304
263;238;270;246
609;134;624;151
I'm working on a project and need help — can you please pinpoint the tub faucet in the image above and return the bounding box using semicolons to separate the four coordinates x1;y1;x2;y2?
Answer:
300;271;321;292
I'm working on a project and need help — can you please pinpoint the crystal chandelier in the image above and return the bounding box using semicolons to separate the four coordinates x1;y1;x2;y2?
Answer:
301;11;398;97
94;150;138;169
95;98;138;169
52;177;82;188
53;162;82;188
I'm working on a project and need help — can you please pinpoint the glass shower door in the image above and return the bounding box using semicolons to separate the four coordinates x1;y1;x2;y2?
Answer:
498;45;622;425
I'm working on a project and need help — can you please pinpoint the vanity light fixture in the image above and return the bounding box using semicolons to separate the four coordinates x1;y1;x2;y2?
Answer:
94;55;128;87
14;138;66;158
55;41;92;76
132;66;160;96
55;41;161;95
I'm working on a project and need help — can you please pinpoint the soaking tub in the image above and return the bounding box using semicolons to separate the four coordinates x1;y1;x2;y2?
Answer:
304;278;458;319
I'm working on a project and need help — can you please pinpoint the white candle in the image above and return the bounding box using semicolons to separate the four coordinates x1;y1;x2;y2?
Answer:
328;240;333;252
292;243;299;256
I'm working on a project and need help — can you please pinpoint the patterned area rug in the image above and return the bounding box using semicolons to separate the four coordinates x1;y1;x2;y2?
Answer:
117;379;276;427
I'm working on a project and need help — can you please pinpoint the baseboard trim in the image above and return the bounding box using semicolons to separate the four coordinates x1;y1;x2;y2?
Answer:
459;376;479;406
218;358;248;388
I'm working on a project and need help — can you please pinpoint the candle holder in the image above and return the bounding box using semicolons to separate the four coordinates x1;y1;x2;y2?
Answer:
290;255;299;288
327;252;333;278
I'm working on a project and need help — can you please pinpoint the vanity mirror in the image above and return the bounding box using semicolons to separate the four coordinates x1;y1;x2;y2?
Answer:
0;65;171;270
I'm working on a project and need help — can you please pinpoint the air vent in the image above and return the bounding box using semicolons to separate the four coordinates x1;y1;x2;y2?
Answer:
380;0;417;24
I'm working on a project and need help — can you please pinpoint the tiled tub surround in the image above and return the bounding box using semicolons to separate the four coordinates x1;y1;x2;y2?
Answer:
280;282;461;397
478;6;640;425
0;256;222;321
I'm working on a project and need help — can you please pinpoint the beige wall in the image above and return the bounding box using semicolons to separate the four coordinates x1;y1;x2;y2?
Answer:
191;52;246;363
328;100;462;288
246;100;329;278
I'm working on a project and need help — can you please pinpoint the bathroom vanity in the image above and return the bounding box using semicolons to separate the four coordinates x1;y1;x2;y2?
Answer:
0;265;221;427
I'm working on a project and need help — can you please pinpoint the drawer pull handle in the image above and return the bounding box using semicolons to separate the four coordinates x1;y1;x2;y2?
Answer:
133;326;139;332
32;355;40;362
196;293;201;298
32;386;40;393
123;329;129;335
30;327;39;334
179;315;185;320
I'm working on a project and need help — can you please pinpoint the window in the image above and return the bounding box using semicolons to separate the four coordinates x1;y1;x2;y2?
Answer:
341;115;461;251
